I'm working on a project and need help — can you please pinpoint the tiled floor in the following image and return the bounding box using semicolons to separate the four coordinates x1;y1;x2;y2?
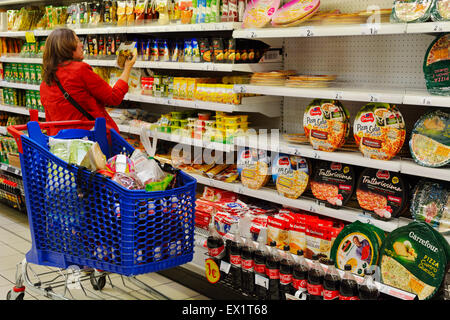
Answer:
0;203;209;300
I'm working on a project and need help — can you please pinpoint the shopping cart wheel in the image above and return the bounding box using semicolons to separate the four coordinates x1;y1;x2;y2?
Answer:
6;289;24;300
89;273;106;291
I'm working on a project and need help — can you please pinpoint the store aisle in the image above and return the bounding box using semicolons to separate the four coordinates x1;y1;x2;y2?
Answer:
0;203;209;300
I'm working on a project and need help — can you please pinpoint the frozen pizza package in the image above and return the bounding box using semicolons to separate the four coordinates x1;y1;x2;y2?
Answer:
356;168;409;220
242;0;280;28
310;160;356;208
391;0;434;23
423;34;450;95
270;0;319;27
409;109;450;168
411;179;450;233
271;153;310;199
353;103;406;161
303;99;350;152
431;0;450;20
379;221;448;300
237;147;272;190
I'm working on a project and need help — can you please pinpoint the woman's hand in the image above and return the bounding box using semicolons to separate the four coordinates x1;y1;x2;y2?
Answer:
124;48;137;71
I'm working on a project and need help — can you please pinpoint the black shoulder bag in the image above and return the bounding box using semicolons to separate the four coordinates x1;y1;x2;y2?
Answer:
54;77;96;121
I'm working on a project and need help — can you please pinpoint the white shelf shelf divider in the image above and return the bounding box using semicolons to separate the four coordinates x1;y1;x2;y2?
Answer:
0;104;45;118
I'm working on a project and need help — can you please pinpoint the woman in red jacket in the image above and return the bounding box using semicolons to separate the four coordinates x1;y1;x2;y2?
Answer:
40;28;136;135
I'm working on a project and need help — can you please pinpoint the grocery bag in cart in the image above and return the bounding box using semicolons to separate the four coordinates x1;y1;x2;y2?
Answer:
8;118;196;276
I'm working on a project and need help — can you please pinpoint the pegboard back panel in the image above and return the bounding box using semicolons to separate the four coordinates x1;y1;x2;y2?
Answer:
317;0;394;13
284;33;435;89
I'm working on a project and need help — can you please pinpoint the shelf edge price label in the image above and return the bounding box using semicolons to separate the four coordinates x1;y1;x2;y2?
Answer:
205;258;221;284
368;93;380;103
301;27;314;37
219;260;231;274
255;273;269;289
334;91;344;100
432;22;443;33
363;23;379;36
421;96;432;106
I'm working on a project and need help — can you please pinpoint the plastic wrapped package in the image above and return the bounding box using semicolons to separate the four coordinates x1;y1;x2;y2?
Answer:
431;0;450;20
390;0;434;22
112;172;144;190
242;0;280;28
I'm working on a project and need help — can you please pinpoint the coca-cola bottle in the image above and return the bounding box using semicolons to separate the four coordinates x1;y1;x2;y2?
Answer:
339;264;359;300
279;245;295;300
265;241;281;300
359;269;379;300
241;232;256;295
323;259;341;301
253;229;269;300
229;223;243;290
206;219;226;262
292;250;309;296
307;254;324;300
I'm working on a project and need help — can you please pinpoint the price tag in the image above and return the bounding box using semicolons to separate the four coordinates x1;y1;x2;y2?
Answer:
235;85;246;94
248;31;257;39
25;32;36;43
220;261;231;274
421;96;432;106
363;24;379;35
301;27;314;37
357;213;375;226
334;91;344;100
255;274;269;289
368;93;380;103
432;22;443;33
204;63;215;71
205;258;221;284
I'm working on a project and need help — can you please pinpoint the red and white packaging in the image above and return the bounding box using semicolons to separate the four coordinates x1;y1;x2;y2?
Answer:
201;186;238;203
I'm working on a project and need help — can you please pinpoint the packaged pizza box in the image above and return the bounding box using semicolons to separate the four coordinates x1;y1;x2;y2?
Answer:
242;0;281;28
356;168;409;220
237;147;271;190
423;34;450;95
411;179;450;233
303;99;350;152
271;153;310;199
379;221;447;300
310;160;356;208
330;221;381;276
409;109;450;168
390;0;434;23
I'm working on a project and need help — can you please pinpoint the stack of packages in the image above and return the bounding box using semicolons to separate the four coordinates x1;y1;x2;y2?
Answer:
195;186;279;236
266;208;344;259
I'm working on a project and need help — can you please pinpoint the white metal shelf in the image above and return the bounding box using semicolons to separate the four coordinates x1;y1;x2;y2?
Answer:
124;94;282;117
234;84;450;108
0;104;45;118
0;162;21;176
0;81;40;91
232;21;450;39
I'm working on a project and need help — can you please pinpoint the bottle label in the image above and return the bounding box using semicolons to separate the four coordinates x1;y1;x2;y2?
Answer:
323;289;340;300
293;278;307;290
242;259;254;271
208;245;225;259
266;268;280;280
230;254;241;267
339;295;359;300
307;283;323;296
254;263;265;274
280;273;293;285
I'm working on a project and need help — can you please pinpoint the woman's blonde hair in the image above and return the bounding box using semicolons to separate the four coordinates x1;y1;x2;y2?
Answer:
42;28;78;85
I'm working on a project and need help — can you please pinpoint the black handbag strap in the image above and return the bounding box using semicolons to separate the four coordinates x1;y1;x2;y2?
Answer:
54;77;95;121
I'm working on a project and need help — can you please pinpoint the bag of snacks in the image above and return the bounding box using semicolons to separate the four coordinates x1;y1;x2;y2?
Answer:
117;41;136;69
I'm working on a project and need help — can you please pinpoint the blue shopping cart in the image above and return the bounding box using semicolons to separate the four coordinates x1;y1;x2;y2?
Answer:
6;117;197;300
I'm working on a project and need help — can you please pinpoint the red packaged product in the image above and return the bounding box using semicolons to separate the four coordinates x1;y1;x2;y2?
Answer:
201;186;238;203
267;213;293;249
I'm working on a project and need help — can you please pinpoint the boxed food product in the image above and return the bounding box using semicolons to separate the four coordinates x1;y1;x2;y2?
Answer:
423;34;450;96
267;212;293;249
237;147;271;190
271;153;310;199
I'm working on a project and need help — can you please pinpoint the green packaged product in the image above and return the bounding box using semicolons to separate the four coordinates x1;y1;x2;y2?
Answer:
24;64;31;84
17;64;24;83
409;109;450;168
145;174;174;192
423;34;450;96
379;221;449;300
11;63;18;82
29;65;36;84
35;64;42;84
330;221;384;276
391;0;434;22
431;0;450;21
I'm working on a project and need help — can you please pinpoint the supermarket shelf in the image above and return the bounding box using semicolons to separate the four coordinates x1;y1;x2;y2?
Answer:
0;162;21;176
0;104;45;118
189;172;410;233
232;21;450;39
118;125;235;152
0;81;40;91
124;94;282;117
0;56;42;64
235;134;450;182
234;84;450;107
134;61;282;72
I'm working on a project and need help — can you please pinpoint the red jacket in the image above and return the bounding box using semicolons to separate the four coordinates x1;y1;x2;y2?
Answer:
40;60;128;135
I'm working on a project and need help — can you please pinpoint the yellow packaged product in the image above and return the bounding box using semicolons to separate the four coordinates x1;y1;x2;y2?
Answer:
186;78;195;101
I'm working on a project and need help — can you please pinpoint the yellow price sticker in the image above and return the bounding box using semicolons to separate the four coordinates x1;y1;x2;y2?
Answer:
205;258;220;284
25;32;36;43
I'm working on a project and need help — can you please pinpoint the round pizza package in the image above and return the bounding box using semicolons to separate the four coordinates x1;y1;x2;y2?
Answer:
353;103;406;161
271;153;310;199
390;0;434;22
431;0;450;21
303;99;350;152
310;160;356;207
411;179;450;233
409;109;450;168
379;221;448;300
356;168;408;220
330;221;382;276
242;0;281;28
270;0;319;26
423;34;450;96
237;147;271;190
